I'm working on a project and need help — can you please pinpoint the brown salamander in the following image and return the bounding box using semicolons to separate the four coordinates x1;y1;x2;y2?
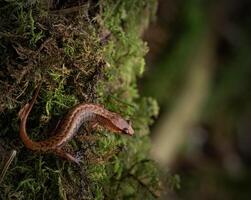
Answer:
18;84;134;164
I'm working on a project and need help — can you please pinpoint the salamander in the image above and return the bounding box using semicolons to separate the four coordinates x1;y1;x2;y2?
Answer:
18;84;134;164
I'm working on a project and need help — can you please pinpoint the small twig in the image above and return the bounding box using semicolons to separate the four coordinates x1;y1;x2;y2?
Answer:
114;160;158;198
0;150;17;184
128;173;160;198
49;4;89;15
16;81;29;99
0;32;25;39
128;159;151;173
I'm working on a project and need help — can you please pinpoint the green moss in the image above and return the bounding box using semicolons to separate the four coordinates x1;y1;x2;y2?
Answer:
88;1;161;199
0;0;161;199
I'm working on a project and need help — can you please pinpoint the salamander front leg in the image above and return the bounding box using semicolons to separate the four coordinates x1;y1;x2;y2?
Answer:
54;148;80;165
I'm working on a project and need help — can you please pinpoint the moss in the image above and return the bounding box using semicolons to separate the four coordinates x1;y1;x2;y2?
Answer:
0;0;161;199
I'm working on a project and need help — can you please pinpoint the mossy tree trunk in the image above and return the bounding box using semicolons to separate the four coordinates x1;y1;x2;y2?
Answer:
0;1;160;199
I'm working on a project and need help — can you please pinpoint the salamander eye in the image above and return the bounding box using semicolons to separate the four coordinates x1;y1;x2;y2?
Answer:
123;128;129;133
126;120;131;125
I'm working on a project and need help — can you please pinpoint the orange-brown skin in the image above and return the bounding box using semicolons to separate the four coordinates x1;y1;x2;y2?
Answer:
18;84;134;164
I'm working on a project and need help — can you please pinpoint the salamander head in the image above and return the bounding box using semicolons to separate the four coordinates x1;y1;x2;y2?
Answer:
109;114;134;136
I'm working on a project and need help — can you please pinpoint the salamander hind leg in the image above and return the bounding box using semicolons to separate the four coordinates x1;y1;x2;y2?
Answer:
54;148;80;166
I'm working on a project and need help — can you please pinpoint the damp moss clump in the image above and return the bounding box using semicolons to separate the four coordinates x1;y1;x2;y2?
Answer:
0;0;161;199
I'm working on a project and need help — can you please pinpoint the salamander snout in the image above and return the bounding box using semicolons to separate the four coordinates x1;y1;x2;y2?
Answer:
122;126;134;136
109;115;134;136
121;120;134;136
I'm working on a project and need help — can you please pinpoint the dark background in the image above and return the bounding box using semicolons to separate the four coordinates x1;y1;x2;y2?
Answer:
142;0;251;199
